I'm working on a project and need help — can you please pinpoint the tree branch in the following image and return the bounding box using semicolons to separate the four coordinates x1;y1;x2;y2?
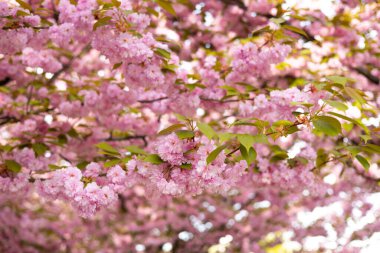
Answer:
47;44;91;85
138;97;168;103
0;77;11;86
353;67;379;85
200;96;255;103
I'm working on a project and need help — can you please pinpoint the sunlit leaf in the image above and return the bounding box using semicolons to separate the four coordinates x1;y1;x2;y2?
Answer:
176;130;195;139
158;124;185;135
326;75;348;86
237;134;254;150
356;155;370;171
156;0;177;16
282;24;309;38
104;159;121;168
324;100;348;111
144;154;164;164
93;16;112;31
5;160;22;173
345;87;366;104
15;0;32;10
125;145;147;155
32;143;49;157
207;145;226;164
96;142;120;155
197;122;216;139
154;48;171;59
312;116;341;136
240;145;257;165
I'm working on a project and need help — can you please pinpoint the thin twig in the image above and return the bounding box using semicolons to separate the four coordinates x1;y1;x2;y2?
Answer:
138;97;168;103
105;135;148;146
47;44;91;85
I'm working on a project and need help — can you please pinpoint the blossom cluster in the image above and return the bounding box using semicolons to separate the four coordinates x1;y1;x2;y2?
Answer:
37;166;117;218
0;0;380;252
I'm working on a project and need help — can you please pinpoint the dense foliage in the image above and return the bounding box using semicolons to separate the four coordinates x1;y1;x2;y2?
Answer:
1;0;380;252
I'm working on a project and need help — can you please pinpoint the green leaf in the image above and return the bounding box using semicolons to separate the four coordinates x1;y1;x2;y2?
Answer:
111;0;121;7
356;155;370;171
282;24;308;38
57;134;68;145
162;64;178;73
125;145;147;155
326;112;354;122
206;145;226;164
16;10;29;16
252;25;270;37
345;87;366;104
5;160;22;173
360;135;371;144
237;134;254;150
147;7;159;17
324;100;348;111
15;0;32;10
312;116;341;136
363;144;380;154
32;143;49;157
112;62;123;70
270;151;288;162
326;75;348;86
158;124;185;135
219;85;237;91
104;159;121;168
218;133;235;143
290;101;314;108
156;0;177;16
316;149;328;168
345;146;361;156
154;48;171;59
93;16;112;31
272;120;294;127
270;17;286;25
240;145;257;165
185;82;206;90
0;145;13;152
67;128;79;138
76;161;89;170
288;157;308;167
197;122;216;139
144;154;164;164
327;112;369;134
175;130;195;139
96;142;120;155
48;164;65;170
180;163;192;169
174;113;188;122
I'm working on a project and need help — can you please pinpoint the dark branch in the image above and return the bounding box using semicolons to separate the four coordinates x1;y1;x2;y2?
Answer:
47;45;91;85
118;194;128;213
220;0;247;11
137;96;255;104
353;67;379;85
0;116;17;126
353;165;380;183
0;77;11;86
200;96;255;103
138;97;168;103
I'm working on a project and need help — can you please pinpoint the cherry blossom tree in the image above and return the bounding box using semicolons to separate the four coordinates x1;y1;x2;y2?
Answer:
0;0;380;252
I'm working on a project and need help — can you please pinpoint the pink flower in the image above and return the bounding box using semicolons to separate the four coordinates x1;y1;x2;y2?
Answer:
107;165;127;185
155;133;187;166
84;162;101;178
63;167;82;181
